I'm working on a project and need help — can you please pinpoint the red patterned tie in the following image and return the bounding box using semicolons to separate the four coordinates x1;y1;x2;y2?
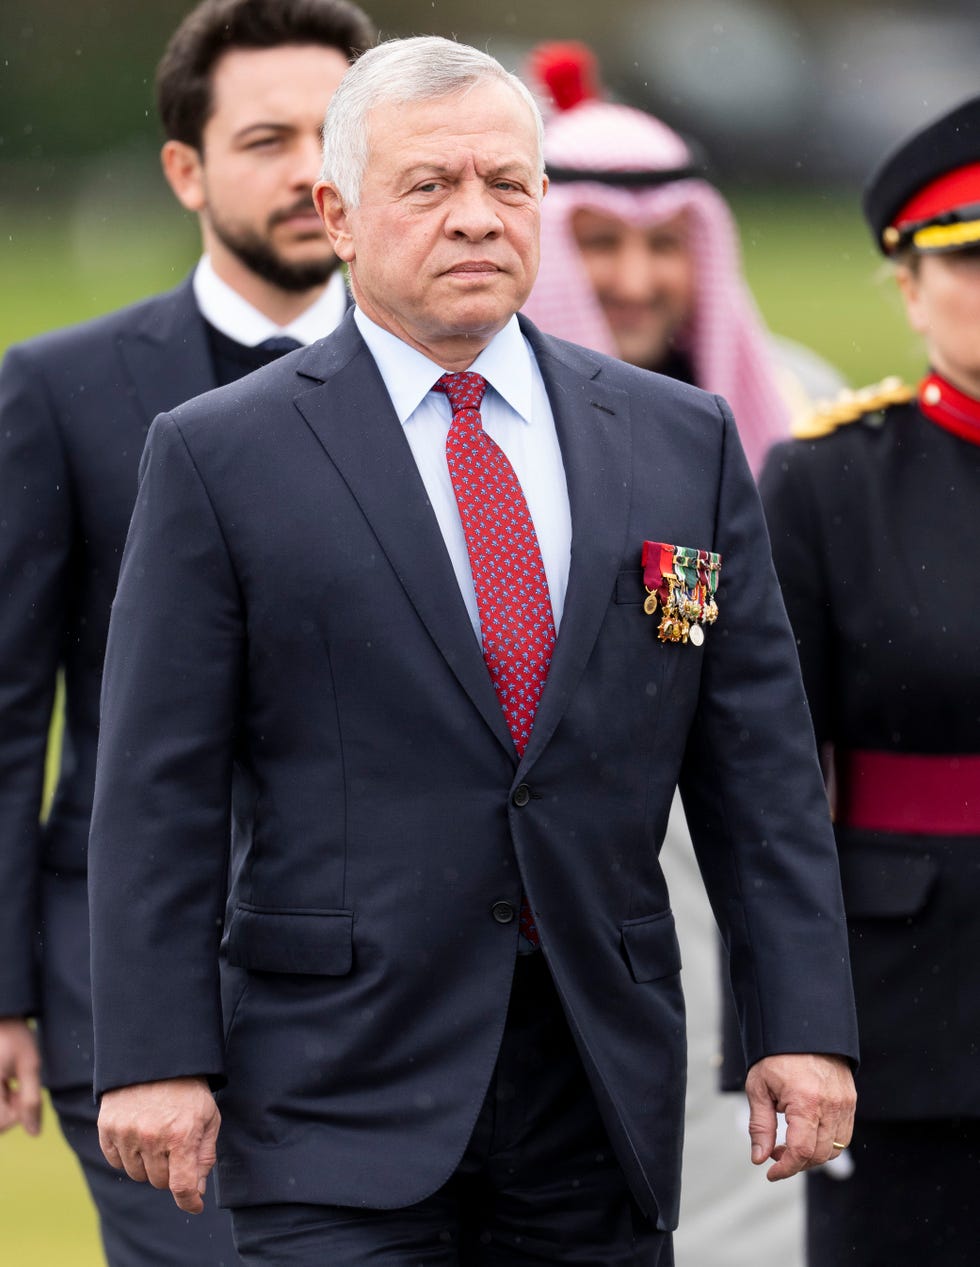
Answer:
435;371;556;945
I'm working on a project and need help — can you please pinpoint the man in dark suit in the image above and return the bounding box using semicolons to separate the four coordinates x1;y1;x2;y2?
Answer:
90;36;858;1266
0;1;374;1262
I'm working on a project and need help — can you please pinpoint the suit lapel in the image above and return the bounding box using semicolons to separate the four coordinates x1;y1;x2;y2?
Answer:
293;317;633;767
294;320;517;759
516;321;633;774
117;277;216;424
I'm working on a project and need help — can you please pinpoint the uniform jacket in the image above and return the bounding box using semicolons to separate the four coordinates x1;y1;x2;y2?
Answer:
750;399;980;1119
0;277;215;1088
88;312;859;1229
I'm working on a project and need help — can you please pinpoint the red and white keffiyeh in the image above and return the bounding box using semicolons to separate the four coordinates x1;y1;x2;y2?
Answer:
522;44;789;474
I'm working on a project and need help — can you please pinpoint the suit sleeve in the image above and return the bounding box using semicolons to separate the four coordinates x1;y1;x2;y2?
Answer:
678;399;857;1075
0;346;72;1019
88;413;243;1096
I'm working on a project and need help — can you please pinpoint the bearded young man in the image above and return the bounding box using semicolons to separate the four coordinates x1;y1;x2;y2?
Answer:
0;2;373;1263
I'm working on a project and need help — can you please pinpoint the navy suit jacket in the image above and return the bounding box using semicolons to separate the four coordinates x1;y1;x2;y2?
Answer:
0;278;216;1089
88;312;858;1229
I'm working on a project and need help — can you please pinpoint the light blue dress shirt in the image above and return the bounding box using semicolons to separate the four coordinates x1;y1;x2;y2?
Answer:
353;308;572;643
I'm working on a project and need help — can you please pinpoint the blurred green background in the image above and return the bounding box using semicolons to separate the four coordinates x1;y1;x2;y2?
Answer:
2;0;951;381
0;0;945;1261
0;189;924;384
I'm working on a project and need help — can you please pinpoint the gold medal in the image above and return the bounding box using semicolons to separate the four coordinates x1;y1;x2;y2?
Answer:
641;542;722;645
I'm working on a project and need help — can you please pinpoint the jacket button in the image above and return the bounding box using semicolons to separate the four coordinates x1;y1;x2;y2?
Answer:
490;900;516;924
512;784;531;807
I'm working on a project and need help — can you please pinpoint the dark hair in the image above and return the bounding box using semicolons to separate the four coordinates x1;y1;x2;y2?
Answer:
156;0;375;149
892;246;921;274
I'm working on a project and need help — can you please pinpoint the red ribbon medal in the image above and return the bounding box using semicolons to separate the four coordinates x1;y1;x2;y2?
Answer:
641;541;721;644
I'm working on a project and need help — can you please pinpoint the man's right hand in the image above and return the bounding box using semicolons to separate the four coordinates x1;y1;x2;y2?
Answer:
98;1076;220;1213
0;1018;42;1135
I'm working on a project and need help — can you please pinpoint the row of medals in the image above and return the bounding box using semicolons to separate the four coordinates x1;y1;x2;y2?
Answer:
644;576;718;646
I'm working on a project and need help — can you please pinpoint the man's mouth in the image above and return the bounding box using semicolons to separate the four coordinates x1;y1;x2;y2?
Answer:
445;261;501;275
271;202;322;229
604;301;667;324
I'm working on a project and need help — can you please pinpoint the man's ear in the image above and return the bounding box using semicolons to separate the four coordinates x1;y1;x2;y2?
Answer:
161;140;206;213
314;182;355;263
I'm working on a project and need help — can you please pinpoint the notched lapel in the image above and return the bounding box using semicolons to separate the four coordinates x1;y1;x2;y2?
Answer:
117;280;216;426
517;327;633;773
294;335;517;760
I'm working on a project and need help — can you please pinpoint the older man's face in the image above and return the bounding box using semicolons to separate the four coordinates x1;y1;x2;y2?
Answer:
318;78;545;365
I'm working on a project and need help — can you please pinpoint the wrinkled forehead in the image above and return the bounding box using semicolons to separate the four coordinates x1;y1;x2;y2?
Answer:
363;79;542;175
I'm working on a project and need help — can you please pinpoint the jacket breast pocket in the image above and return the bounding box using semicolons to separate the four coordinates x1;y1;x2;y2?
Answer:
225;904;354;975
621;909;682;983
614;569;647;605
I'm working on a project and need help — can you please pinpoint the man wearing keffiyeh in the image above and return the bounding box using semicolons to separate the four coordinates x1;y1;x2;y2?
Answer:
522;42;829;478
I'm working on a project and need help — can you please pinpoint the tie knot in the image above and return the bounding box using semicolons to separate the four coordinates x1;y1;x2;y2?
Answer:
257;335;303;356
434;371;488;415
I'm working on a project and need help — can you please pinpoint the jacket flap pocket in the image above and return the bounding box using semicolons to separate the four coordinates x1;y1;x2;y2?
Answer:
836;832;937;918
226;905;354;975
621;910;682;983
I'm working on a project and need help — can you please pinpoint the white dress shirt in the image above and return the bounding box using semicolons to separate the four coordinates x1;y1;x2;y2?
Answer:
353;307;572;642
192;255;349;346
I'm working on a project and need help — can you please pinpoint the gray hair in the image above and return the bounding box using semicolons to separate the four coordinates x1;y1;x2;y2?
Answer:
321;36;545;208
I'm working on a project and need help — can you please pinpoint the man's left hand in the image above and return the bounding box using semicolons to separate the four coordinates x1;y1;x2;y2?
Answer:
744;1052;855;1181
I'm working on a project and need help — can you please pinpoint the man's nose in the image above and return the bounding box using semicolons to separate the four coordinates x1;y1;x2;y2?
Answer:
444;182;503;239
612;244;666;301
291;136;325;192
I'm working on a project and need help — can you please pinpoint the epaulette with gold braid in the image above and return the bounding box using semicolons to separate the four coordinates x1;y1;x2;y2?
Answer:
792;376;914;440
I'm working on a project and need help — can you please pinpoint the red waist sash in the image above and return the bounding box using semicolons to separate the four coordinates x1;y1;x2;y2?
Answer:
835;750;980;836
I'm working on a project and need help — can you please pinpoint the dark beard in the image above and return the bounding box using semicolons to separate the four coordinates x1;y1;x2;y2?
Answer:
211;218;340;294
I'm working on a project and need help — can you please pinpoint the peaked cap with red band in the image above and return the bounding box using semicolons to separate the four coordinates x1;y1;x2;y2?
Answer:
522;41;789;475
863;94;980;256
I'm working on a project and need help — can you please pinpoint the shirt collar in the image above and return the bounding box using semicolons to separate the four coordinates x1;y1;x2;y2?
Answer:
352;306;534;425
192;255;348;347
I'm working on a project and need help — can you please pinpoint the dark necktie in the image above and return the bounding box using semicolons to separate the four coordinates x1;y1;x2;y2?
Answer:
434;371;556;945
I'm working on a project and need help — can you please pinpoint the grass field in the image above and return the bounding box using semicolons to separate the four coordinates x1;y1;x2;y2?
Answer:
1;1096;104;1264
0;189;925;1263
732;190;924;390
0;695;103;1264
